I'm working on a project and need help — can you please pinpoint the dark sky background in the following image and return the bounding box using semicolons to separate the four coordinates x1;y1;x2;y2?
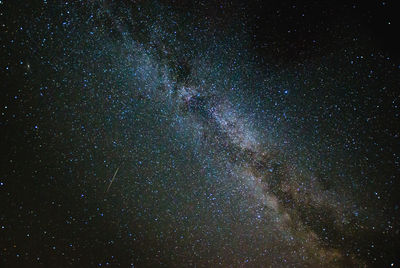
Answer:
1;0;399;267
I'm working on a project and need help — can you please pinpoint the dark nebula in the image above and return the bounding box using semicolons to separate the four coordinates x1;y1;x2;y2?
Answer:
1;0;399;267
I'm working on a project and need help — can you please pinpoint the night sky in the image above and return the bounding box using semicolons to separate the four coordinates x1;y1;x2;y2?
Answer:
1;0;399;267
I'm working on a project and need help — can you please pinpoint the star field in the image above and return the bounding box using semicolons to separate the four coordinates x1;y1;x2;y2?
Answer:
1;0;399;267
